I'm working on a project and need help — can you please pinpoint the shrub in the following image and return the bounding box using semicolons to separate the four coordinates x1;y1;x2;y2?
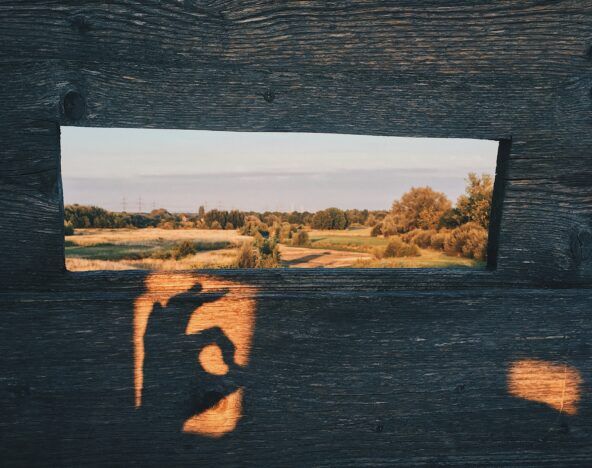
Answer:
402;229;436;248
381;214;398;236
235;238;281;268
234;241;257;268
365;213;378;227
438;207;464;229
171;240;196;259
158;220;178;229
401;229;417;243
64;222;74;236
370;223;383;237
279;223;295;243
240;217;260;236
210;220;223;230
382;236;421;258
292;230;310;247
255;237;281;268
240;218;270;238
430;231;450;250
444;222;488;261
194;219;207;229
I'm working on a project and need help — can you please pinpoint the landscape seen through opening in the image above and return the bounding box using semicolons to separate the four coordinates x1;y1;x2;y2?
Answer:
62;128;498;270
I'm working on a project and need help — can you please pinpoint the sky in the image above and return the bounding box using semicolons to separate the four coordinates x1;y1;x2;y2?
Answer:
61;127;498;213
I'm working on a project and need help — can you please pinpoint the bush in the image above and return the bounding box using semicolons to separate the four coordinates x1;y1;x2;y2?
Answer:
234;238;281;268
255;237;281;268
158;220;178;229
278;223;295;243
234;241;257;268
171;240;196;259
430;231;450;250
382;236;421;258
240;218;269;238
444;222;488;261
402;229;436;248
292;230;310;247
64;222;74;236
370;223;383;237
210;220;223;230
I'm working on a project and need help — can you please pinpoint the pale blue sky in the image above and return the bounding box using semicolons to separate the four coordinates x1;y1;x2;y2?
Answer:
61;127;498;213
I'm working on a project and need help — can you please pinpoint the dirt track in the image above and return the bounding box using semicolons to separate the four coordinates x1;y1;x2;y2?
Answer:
279;245;373;268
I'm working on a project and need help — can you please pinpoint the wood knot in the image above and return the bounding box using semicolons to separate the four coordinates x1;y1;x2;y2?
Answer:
262;88;275;103
69;15;92;34
62;91;86;121
570;229;592;265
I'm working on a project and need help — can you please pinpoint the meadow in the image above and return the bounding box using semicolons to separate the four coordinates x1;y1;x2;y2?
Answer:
65;227;482;271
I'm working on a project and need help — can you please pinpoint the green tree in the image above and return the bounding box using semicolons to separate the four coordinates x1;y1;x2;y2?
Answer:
455;173;493;229
292;230;310;246
385;187;451;234
311;208;349;230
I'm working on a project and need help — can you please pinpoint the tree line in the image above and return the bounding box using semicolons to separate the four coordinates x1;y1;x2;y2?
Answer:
64;172;493;261
64;205;375;232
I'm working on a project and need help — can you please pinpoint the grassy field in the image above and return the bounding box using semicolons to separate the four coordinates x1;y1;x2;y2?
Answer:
352;251;481;268
66;228;247;271
308;228;388;253
305;227;482;268
65;227;482;271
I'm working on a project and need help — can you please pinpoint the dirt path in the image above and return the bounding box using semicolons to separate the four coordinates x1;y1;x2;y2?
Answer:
279;245;373;268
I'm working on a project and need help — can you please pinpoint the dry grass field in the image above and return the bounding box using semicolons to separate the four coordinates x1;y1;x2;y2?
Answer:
66;228;246;271
68;228;248;246
66;228;482;271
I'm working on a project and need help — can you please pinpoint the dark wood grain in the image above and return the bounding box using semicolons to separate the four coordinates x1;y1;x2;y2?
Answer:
1;280;591;466
1;1;592;465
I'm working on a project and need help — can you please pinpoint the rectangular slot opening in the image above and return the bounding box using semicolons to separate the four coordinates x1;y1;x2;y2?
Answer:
61;128;504;271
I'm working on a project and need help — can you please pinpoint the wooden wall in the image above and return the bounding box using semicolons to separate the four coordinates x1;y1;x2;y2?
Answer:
1;1;592;465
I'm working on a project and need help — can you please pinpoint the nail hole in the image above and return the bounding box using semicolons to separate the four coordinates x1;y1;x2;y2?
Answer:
70;15;92;34
262;89;275;103
63;91;86;121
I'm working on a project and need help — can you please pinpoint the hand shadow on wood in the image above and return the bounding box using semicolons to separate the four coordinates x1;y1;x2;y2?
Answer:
140;282;241;432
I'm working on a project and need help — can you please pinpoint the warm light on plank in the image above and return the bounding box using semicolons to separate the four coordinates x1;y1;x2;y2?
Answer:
508;359;582;415
134;273;257;437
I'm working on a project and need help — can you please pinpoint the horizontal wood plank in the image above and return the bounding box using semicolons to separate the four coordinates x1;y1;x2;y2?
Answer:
2;1;592;79
1;280;591;465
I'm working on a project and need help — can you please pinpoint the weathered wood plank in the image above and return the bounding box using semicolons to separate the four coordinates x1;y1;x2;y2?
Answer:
0;58;590;285
2;1;592;79
0;118;64;280
1;279;591;465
